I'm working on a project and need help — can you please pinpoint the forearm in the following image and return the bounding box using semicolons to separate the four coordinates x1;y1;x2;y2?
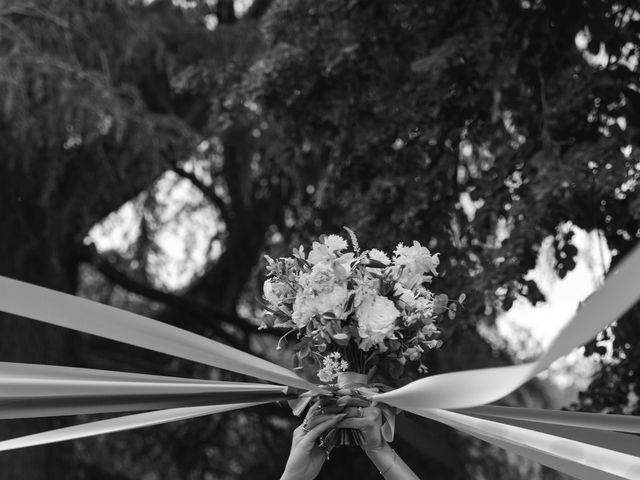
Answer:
365;443;420;480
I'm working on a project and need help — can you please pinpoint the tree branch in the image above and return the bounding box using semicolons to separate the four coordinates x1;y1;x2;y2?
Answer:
244;0;274;20
77;243;257;345
172;166;233;226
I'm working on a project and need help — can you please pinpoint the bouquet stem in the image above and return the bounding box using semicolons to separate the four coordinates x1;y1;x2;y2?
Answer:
335;371;369;447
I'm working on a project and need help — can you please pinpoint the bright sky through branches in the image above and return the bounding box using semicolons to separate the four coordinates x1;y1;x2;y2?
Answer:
496;225;612;395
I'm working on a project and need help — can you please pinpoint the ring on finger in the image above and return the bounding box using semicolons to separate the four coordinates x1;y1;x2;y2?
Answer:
357;406;364;417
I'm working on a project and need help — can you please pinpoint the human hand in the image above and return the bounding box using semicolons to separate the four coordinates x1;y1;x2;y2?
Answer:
280;401;347;480
335;398;386;452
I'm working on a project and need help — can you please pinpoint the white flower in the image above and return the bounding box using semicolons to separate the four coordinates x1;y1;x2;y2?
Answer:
307;242;334;265
421;323;439;337
393;241;440;288
403;345;423;361
308;264;338;292
263;279;292;305
356;295;400;350
291;285;349;327
414;296;434;317
323;234;348;251
425;339;443;349
394;283;416;309
367;248;390;265
317;352;349;383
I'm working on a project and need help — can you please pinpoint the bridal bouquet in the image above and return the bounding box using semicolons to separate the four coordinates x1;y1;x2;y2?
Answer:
260;229;463;447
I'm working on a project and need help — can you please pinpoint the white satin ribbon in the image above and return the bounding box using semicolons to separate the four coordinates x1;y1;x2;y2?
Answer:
412;408;640;480
0;276;319;393
0;361;235;383
0;362;290;418
0;402;266;452
457;405;640;434
463;414;640;458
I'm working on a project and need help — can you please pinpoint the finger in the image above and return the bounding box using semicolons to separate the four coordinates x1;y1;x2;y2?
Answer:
318;396;339;406
343;406;368;418
335;417;369;430
305;403;343;423
305;402;322;420
300;413;342;432
335;413;383;429
304;414;347;443
306;413;348;430
336;395;370;407
311;404;344;418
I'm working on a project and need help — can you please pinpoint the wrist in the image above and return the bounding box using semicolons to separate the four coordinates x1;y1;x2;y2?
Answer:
364;441;391;456
365;443;397;477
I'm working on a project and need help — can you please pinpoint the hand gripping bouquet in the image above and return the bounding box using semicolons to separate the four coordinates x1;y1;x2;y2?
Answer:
260;228;463;451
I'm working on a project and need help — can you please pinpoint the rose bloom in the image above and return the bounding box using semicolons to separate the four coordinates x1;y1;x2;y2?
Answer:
356;295;400;350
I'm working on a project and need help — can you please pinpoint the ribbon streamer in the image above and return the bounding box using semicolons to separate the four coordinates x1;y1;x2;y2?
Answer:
463;414;640;458
0;276;319;393
412;408;639;480
0;402;268;452
0;361;222;384
0;362;291;418
457;405;640;434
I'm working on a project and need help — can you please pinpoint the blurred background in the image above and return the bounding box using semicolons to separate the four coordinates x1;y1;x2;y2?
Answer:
0;0;639;478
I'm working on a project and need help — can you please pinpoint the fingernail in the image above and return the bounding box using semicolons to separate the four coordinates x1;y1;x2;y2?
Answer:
337;413;347;418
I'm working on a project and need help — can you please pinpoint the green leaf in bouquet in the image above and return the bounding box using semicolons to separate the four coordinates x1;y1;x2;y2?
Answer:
295;256;312;270
324;321;337;336
332;263;349;281
458;292;466;304
299;343;311;358
388;360;405;379
292;352;302;370
379;279;394;296
332;333;350;346
297;337;312;358
365;259;388;269
344;292;355;312
433;293;448;314
346;324;359;338
321;329;333;343
273;317;294;328
387;340;401;352
367;353;380;367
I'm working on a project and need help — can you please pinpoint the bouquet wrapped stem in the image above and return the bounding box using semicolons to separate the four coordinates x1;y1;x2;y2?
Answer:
333;371;369;447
